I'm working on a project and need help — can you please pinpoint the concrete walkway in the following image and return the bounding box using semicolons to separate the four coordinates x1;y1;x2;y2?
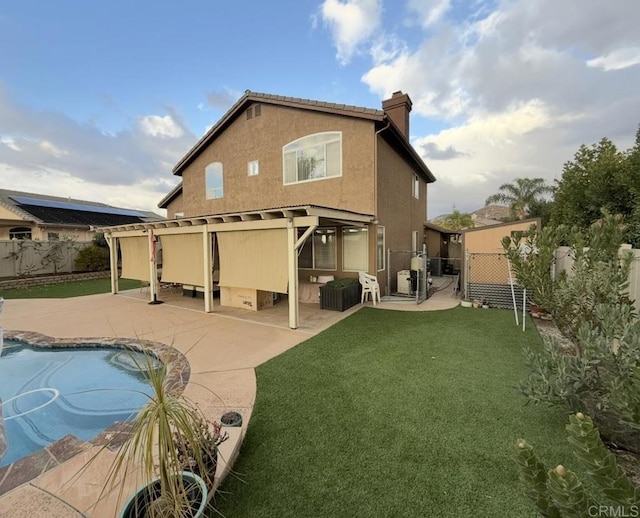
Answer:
0;286;459;517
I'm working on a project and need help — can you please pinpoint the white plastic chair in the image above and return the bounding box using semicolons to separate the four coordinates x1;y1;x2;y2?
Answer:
359;272;381;305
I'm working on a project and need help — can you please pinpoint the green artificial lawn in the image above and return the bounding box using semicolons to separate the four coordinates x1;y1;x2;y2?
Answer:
214;307;580;518
0;277;140;299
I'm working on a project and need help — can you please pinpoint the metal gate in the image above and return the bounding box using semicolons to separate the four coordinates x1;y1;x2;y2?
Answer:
386;249;428;304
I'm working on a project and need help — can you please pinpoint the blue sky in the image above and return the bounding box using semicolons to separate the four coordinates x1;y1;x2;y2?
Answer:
1;0;639;218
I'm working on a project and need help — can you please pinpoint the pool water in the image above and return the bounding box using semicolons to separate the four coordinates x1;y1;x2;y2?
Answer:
0;340;157;467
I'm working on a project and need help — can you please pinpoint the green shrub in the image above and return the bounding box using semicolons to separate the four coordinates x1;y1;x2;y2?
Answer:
520;301;640;452
514;413;639;517
502;224;566;309
75;245;109;272
552;214;633;343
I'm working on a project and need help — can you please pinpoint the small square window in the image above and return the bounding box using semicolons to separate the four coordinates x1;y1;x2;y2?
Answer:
248;160;259;176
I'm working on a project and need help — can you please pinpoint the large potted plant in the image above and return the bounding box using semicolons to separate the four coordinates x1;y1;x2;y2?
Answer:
319;277;362;311
100;351;226;518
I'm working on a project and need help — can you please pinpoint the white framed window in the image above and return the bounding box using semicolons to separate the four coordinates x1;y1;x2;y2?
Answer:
283;132;342;185
248;160;259;176
413;173;420;199
205;162;223;199
10;227;32;240
377;226;385;271
343;226;368;272
298;227;337;270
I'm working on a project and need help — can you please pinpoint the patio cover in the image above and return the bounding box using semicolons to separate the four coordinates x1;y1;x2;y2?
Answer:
119;236;149;282
160;233;205;286
217;228;288;293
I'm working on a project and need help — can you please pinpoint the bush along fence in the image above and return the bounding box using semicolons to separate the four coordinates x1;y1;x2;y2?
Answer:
0;239;93;278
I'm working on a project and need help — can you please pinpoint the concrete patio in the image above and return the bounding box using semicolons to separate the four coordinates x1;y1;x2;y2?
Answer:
0;282;459;517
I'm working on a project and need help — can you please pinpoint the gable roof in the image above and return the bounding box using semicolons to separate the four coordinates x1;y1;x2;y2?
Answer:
158;182;183;209
0;189;162;228
172;90;435;183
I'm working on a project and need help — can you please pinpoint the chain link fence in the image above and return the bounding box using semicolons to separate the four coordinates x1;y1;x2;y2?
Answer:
465;252;528;310
387;250;428;303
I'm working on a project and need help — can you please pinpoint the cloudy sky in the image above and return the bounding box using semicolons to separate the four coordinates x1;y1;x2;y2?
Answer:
1;1;638;218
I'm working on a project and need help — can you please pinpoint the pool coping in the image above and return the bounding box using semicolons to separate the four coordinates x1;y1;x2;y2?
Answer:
0;330;191;497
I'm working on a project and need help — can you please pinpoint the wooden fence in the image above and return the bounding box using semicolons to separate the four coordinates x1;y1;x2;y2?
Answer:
0;240;93;278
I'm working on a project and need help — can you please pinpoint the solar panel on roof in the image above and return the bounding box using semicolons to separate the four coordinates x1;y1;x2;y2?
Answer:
10;195;146;217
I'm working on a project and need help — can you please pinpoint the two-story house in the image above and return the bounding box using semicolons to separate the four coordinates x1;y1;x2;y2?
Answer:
104;90;435;328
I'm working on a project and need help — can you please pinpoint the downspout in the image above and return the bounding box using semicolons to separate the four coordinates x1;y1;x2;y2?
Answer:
374;120;391;292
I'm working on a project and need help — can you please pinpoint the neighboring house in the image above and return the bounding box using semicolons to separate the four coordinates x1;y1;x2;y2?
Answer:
0;189;162;241
104;90;435;328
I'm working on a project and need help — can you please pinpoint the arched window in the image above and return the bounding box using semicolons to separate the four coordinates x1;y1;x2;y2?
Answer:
283;132;342;184
205;162;224;199
9;227;32;240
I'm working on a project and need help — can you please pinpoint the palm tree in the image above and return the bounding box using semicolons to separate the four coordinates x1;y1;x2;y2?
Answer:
485;178;553;220
440;210;475;230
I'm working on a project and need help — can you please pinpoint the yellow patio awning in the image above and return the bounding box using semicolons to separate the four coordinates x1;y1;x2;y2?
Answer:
119;236;150;282
217;229;288;293
160;233;205;286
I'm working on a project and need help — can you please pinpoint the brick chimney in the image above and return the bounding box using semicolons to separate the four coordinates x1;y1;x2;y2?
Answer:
382;91;412;139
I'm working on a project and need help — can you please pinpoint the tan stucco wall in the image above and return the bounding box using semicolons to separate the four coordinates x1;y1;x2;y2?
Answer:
375;137;428;292
464;220;539;254
376;138;427;250
180;104;376;217
0;206;23;221
425;228;442;257
165;192;184;219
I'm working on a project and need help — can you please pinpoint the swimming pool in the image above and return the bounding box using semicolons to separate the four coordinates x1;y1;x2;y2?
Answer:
0;340;158;467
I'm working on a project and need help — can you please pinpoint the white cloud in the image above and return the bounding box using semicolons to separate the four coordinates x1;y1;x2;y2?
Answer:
0;164;170;214
0;86;195;197
1;137;21;152
39;140;68;157
407;0;451;28
138;115;184;138
320;0;382;65
356;0;640;217
587;47;640;71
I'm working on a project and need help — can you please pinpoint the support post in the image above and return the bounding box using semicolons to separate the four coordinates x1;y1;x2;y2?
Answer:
148;230;162;305
203;228;213;313
287;219;298;329
106;234;119;294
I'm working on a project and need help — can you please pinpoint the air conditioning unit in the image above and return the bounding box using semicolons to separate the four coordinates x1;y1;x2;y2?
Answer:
397;270;412;295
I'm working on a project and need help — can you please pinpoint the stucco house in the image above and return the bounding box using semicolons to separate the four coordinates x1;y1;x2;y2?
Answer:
0;189;161;241
103;90;435;328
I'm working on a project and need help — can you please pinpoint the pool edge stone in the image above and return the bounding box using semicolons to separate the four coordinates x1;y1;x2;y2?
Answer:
0;331;191;496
